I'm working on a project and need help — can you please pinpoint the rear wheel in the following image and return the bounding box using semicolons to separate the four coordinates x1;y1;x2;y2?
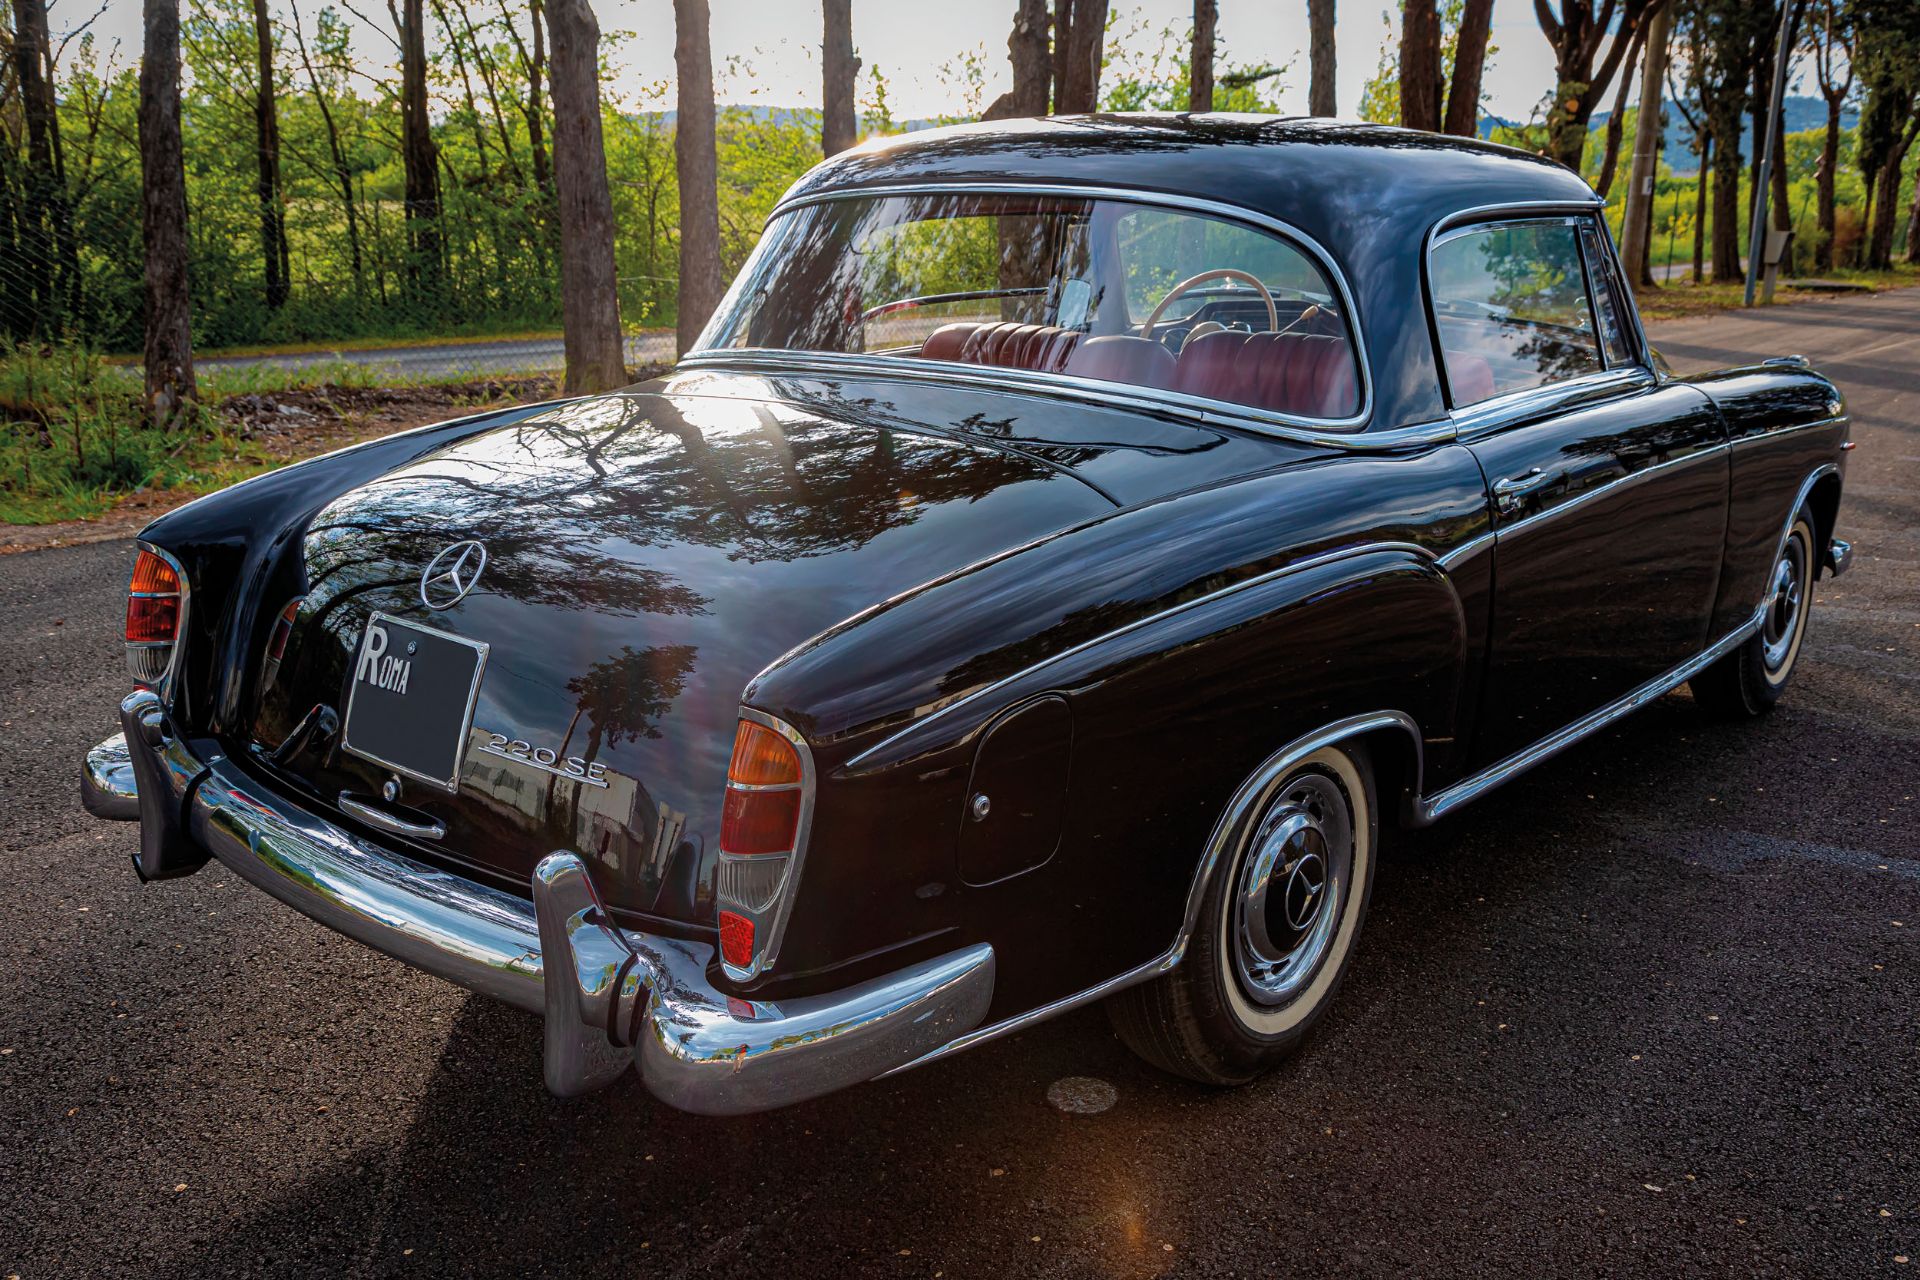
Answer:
1691;504;1816;718
1108;743;1376;1085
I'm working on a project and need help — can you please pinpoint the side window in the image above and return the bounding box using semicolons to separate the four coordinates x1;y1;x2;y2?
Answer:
1429;219;1603;408
1578;223;1636;368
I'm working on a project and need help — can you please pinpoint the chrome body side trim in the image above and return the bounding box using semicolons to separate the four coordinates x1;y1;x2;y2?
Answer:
1731;415;1850;448
93;688;995;1114
690;180;1385;440
1489;446;1723;543
846;541;1444;771
1410;605;1764;825
81;731;140;821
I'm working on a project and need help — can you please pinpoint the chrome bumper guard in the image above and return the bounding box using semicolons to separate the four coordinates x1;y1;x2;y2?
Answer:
1826;537;1853;577
82;689;995;1113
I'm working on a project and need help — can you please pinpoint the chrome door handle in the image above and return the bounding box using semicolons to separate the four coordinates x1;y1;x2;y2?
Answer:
1492;467;1564;515
338;793;446;841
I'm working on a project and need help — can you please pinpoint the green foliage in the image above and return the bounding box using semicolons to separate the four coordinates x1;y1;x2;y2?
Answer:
1098;8;1289;113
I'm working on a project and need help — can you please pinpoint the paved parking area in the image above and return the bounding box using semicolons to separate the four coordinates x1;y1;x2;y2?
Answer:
2;293;1915;1278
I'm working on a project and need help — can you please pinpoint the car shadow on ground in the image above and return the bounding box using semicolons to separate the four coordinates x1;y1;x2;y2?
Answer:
143;692;1910;1277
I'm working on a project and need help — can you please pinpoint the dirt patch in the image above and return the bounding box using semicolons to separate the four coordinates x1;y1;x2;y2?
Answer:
0;373;582;556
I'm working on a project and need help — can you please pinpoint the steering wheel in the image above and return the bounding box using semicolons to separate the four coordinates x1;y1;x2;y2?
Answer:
1140;268;1278;340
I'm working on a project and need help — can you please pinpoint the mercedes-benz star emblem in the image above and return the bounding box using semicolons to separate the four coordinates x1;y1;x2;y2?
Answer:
420;540;488;610
1282;852;1327;932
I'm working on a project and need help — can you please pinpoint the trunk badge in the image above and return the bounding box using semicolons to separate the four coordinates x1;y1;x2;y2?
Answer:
420;541;488;610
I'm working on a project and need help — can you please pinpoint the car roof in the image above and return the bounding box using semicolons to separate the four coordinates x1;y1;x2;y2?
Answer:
780;114;1605;430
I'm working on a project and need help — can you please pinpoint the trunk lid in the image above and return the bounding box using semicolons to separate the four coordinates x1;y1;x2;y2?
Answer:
248;385;1112;927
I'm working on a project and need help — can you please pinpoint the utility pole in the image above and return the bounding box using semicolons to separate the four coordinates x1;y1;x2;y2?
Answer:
1744;0;1801;306
1621;1;1671;287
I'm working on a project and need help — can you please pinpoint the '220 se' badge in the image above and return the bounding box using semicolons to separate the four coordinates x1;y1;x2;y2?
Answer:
477;732;610;789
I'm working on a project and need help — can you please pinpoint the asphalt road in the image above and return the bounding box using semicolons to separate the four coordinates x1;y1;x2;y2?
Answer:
195;331;677;380
3;293;1916;1279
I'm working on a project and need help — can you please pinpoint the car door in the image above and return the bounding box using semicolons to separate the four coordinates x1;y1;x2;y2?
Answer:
1430;213;1730;772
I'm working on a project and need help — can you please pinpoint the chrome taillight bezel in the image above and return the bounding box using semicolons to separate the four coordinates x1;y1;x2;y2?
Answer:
125;541;190;703
714;707;816;983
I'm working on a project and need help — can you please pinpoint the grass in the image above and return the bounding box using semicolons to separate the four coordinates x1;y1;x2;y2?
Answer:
0;343;552;526
1632;264;1920;322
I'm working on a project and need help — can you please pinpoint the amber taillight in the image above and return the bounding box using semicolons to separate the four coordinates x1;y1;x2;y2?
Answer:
715;716;811;979
125;547;184;686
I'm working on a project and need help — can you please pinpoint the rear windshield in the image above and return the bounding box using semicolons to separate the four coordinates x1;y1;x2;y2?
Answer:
695;191;1363;423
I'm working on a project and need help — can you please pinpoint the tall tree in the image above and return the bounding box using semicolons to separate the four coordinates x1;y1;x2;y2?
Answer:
1853;0;1920;269
391;0;442;297
1535;0;1658;172
1190;0;1216;112
10;0;75;335
822;0;857;154
1620;0;1671;284
543;0;624;390
1052;0;1108;112
140;0;197;428
1400;0;1443;131
287;0;364;288
1444;0;1496;135
984;0;1051;118
250;0;290;310
1309;0;1337;115
1593;21;1646;196
1807;0;1853;270
1676;0;1769;281
674;0;722;354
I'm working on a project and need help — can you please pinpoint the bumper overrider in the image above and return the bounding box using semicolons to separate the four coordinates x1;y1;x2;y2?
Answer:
82;688;995;1113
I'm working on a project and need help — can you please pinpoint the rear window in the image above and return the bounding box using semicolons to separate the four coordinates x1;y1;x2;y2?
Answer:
697;191;1363;424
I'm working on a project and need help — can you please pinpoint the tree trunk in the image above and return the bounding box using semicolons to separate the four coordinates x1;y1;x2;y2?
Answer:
822;0;857;155
984;0;1051;118
288;0;364;291
1308;0;1336;116
1190;0;1216;113
542;0;625;390
11;0;72;336
251;0;290;310
1692;132;1709;283
1594;24;1644;198
1053;0;1108;113
1620;1;1669;285
1399;0;1442;131
674;0;723;354
1711;103;1745;281
1443;0;1493;136
140;0;197;428
526;0;552;192
1867;147;1909;269
1815;94;1840;271
395;0;442;298
1906;174;1920;265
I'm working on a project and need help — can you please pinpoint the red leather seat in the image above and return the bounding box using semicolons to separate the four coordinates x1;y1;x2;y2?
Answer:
1062;335;1178;389
1447;354;1496;406
1170;331;1358;418
917;321;1082;374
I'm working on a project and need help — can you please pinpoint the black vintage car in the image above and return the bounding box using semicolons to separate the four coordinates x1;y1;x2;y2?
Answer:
85;116;1853;1112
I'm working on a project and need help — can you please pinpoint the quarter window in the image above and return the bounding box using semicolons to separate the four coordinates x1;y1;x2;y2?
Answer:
1578;223;1636;367
1429;219;1603;408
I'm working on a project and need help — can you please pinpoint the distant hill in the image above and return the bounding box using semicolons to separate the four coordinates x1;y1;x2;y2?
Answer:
1480;94;1855;174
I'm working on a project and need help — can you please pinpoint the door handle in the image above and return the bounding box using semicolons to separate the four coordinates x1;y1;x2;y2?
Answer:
1492;467;1565;515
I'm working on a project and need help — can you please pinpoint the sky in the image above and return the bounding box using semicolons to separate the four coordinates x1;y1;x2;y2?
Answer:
72;0;1808;125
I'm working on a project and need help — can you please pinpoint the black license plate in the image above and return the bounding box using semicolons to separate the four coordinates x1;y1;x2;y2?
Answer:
341;612;489;792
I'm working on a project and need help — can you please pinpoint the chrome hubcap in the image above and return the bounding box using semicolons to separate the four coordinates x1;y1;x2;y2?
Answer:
1233;772;1351;1006
1761;533;1807;672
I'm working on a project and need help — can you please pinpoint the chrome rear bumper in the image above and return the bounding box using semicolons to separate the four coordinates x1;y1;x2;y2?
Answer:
83;689;994;1113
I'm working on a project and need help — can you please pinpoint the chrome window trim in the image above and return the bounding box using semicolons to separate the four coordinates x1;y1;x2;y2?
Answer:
135;540;191;710
845;540;1443;772
1446;366;1656;439
721;706;818;983
686;181;1379;438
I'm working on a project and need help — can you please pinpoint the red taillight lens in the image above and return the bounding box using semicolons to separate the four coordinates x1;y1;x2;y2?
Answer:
720;786;802;855
125;594;180;643
718;910;755;970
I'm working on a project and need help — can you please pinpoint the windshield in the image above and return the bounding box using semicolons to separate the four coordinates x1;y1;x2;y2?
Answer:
696;191;1362;423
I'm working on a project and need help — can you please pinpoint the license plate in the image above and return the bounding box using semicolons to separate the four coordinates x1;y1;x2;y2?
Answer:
341;612;489;792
